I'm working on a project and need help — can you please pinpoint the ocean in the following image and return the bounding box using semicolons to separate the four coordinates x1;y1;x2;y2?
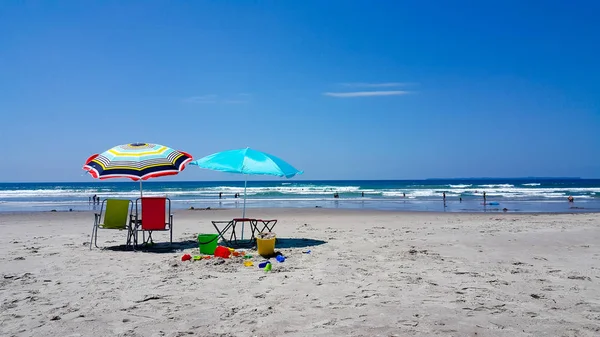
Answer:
0;179;599;213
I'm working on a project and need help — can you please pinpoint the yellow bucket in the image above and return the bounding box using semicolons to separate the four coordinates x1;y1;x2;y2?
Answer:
256;236;276;257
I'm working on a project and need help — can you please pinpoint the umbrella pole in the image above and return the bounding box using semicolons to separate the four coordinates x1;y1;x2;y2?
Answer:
140;180;143;198
242;177;247;240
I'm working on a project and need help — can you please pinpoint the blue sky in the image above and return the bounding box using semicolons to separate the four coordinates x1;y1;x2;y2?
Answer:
1;1;599;182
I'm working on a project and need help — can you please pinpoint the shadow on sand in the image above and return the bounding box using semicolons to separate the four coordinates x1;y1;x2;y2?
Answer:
271;238;327;249
102;237;327;253
104;240;198;254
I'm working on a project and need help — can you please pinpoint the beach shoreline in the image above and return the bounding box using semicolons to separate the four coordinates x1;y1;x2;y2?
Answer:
1;179;599;213
1;206;600;216
1;209;599;336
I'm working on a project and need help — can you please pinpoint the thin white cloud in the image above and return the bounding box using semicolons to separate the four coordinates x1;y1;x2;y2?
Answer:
183;93;251;104
323;90;411;98
183;94;218;103
341;82;411;88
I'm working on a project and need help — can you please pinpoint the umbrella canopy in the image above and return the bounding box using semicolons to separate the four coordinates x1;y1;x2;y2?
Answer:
190;147;302;237
83;143;193;195
191;147;303;178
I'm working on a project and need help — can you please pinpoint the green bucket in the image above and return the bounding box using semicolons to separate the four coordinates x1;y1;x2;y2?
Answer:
197;234;219;255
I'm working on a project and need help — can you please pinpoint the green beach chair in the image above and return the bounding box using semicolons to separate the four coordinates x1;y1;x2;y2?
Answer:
90;199;134;250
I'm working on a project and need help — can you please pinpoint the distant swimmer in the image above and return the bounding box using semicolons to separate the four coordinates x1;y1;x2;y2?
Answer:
483;192;487;203
568;196;574;202
442;192;446;202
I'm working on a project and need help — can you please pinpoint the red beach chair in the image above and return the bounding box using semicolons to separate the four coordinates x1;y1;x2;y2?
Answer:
132;197;173;246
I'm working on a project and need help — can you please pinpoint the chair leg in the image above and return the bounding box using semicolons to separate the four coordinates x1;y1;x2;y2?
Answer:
90;224;96;250
126;227;133;248
140;230;155;245
94;225;100;248
132;227;137;251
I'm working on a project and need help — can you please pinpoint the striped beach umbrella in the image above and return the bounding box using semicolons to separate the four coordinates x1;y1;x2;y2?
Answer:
83;143;193;195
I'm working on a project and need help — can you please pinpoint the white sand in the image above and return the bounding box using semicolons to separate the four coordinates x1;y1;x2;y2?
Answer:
1;209;599;337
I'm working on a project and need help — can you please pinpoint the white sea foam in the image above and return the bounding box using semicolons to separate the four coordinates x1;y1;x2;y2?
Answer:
522;183;541;186
478;184;515;188
0;189;100;197
382;190;436;197
0;185;365;198
1;185;599;201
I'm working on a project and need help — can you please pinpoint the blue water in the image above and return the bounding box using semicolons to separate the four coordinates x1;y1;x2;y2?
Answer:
0;179;599;213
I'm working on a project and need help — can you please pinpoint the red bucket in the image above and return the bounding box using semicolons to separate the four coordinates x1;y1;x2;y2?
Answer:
214;246;231;258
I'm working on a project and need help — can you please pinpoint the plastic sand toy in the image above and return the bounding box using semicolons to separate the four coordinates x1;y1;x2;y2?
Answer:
214;246;231;258
181;254;192;261
244;260;254;267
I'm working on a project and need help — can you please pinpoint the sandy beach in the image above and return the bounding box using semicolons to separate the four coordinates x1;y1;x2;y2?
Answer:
1;209;599;337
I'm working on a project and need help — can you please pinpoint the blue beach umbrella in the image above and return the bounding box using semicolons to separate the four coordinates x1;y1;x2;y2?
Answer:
190;148;303;236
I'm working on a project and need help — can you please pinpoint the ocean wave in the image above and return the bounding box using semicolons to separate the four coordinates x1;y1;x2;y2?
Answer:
522;183;541;186
0;185;366;198
478;184;515;188
0;189;101;197
2;185;600;200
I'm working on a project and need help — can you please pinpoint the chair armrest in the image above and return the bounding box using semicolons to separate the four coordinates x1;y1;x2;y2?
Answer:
129;214;140;226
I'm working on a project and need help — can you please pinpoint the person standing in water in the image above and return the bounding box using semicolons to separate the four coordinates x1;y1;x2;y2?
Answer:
483;191;487;204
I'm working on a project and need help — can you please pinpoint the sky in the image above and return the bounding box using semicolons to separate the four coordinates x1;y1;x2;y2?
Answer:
0;1;599;182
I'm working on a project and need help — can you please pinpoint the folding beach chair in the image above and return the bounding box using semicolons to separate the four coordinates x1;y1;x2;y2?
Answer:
211;218;256;247
90;199;134;250
253;219;278;234
132;197;173;246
